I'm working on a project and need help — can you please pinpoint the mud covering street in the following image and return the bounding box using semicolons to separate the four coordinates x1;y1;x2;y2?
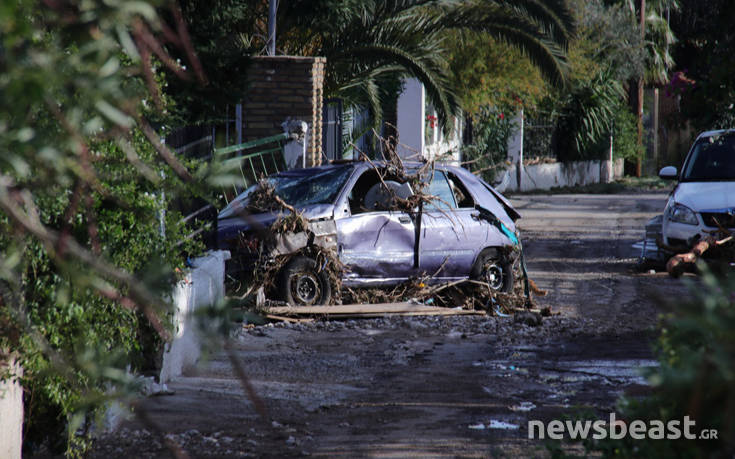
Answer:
89;192;695;458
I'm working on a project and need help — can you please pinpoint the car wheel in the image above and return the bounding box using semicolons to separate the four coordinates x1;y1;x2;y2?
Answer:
277;256;332;306
471;249;514;293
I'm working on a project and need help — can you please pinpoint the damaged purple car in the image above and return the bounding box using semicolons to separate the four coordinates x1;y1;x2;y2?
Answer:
217;161;523;305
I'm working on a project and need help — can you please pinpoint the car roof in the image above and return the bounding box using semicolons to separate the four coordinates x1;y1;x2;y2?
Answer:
696;129;735;140
274;162;354;177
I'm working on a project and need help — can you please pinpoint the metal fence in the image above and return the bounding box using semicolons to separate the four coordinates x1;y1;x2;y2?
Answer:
212;133;289;202
523;116;555;160
323;98;343;161
166;111;288;248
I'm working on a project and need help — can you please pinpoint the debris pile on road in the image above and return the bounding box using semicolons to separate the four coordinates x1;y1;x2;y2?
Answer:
666;233;734;277
233;138;546;316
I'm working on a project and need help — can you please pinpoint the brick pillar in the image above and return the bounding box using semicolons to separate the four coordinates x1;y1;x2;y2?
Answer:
244;56;326;166
311;58;325;166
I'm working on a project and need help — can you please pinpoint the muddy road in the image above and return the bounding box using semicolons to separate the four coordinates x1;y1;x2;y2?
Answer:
91;192;695;458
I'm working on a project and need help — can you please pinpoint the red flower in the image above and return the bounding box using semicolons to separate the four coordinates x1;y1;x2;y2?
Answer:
499;113;505;120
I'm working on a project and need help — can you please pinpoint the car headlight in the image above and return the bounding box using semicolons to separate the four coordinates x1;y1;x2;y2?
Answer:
667;203;698;225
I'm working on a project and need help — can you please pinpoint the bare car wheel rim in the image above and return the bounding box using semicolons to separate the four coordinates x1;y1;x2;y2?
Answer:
291;271;321;305
483;262;505;290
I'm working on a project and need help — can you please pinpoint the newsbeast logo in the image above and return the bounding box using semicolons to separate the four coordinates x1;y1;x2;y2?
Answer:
528;413;719;440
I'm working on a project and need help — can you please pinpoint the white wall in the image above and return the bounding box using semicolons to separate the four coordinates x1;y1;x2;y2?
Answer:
506;111;523;164
396;78;462;163
494;159;625;192
160;250;230;383
0;357;23;459
396;78;425;160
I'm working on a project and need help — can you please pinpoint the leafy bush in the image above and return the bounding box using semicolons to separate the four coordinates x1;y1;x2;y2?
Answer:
583;102;643;163
1;131;202;455
585;265;735;457
462;105;516;182
553;70;625;161
610;105;644;162
0;2;211;455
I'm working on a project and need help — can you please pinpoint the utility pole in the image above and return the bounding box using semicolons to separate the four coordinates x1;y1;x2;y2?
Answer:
636;0;646;177
267;0;277;56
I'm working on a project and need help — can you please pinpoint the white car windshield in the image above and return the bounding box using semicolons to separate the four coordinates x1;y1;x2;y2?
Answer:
682;133;735;181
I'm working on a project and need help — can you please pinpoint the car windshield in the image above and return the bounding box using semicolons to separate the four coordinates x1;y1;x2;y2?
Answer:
682;134;735;181
269;166;352;207
226;165;351;212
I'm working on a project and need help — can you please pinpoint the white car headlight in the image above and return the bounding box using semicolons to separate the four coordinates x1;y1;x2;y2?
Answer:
667;203;698;225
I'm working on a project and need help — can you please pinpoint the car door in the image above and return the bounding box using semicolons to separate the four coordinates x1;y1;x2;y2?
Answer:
334;167;417;285
419;171;484;278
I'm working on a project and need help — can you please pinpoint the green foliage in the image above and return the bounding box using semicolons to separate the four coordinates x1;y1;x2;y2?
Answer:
462;105;516;182
533;0;651;162
606;0;678;85
610;103;643;161
552;70;625;161
1;130;200;454
671;0;735;131
584;265;735;457
177;0;574;132
578;99;643;162
573;0;646;83
0;0;213;455
446;32;547;114
169;0;258;124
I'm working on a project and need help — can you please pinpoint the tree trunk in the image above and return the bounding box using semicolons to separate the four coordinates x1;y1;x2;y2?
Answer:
636;0;646;177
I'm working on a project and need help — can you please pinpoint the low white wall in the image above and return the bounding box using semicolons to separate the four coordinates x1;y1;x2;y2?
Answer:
0;357;23;459
160;250;230;383
103;250;231;432
495;158;624;193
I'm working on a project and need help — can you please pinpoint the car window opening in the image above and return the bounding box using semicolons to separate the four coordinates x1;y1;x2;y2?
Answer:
423;170;456;211
348;168;412;214
446;172;475;208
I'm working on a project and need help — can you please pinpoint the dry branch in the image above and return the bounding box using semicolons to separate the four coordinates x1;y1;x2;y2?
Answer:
667;234;735;277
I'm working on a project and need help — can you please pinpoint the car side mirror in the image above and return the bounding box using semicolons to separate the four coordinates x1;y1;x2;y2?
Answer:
659;166;678;180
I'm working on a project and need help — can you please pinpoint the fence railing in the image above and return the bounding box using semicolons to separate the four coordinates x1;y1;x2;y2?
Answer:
213;132;290;202
171;131;290;248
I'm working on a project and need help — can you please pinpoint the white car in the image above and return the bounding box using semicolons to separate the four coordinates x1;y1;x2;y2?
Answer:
659;129;735;249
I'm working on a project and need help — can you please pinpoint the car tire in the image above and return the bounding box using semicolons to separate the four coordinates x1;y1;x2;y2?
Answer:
277;256;332;306
470;249;514;293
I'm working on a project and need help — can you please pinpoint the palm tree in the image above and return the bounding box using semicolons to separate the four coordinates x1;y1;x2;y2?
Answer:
196;0;575;131
610;0;678;174
614;0;677;84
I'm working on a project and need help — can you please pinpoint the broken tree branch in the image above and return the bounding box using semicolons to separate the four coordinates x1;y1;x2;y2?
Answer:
666;234;734;278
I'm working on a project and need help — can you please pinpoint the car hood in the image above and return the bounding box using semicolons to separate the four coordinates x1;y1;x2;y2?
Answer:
674;181;735;211
217;204;335;242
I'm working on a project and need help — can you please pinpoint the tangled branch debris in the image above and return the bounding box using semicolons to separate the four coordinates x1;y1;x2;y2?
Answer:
667;233;735;277
243;135;545;316
241;180;343;303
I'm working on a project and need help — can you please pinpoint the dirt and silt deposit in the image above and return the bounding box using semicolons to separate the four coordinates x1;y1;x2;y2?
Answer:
87;192;696;458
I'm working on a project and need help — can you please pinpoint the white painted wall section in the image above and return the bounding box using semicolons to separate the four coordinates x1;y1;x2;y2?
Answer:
426;116;462;164
396;78;425;160
493;159;624;192
0;357;23;459
160;250;230;383
506;112;524;164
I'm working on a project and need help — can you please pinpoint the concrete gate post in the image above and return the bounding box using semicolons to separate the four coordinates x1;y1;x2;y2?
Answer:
1;354;23;459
